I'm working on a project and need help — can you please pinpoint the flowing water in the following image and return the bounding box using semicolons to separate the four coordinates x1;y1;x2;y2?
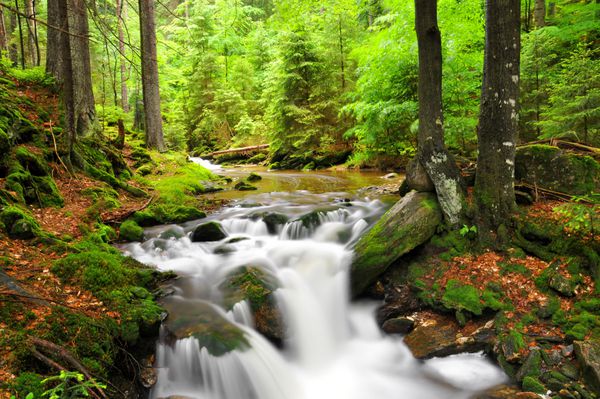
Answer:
120;161;506;399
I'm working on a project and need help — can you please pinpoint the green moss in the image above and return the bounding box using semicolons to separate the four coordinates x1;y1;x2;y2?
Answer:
246;172;262;182
222;267;276;311
0;205;41;239
120;219;144;242
96;224;117;243
132;204;206;226
14;147;48;176
10;372;45;398
234;181;258;191
442;279;483;315
522;376;547;394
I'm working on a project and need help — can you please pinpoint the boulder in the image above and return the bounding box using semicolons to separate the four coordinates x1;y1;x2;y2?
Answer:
350;191;442;296
221;267;285;344
381;317;414;335
403;316;495;359
405;158;435;192
515;145;600;195
191;221;227;242
574;340;600;392
246;172;262;182
234;181;258;191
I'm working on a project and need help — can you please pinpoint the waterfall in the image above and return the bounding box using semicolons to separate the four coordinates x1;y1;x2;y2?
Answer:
122;192;506;399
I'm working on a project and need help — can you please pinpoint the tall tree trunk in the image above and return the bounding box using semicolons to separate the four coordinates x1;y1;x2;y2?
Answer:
55;0;76;154
14;0;25;69
46;0;62;78
533;0;545;27
139;0;165;151
25;0;37;65
338;15;345;90
117;0;129;112
0;8;8;57
69;0;95;136
475;0;520;240
414;0;465;226
8;11;17;66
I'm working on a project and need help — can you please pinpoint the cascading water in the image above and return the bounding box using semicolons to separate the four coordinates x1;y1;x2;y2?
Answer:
121;171;506;399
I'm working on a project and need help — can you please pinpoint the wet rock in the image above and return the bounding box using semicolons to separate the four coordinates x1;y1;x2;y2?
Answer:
163;302;249;357
382;172;399;179
214;245;236;255
351;191;442;296
403;317;495;359
516;349;543;382
549;272;577;297
234;181;258;191
381;317;414;334
471;385;535;399
560;362;580;380
158;226;186;240
246;172;262;182
574;340;600;392
191;221;227;242
221;267;285;344
139;355;157;388
257;212;289;235
515;144;600;196
405;158;435;192
376;284;421;325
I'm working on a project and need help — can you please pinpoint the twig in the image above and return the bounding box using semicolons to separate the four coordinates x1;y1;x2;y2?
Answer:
48;118;72;176
101;195;154;224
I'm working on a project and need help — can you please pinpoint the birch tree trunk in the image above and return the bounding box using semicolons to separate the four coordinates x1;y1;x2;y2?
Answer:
414;0;466;226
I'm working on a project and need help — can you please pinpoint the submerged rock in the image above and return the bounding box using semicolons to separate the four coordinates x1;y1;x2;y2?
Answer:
191;221;227;242
234;181;258;191
246;172;262;182
350;191;442;296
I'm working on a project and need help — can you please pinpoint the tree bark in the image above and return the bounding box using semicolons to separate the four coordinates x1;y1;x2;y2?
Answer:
534;0;545;27
139;0;166;151
0;8;7;57
25;0;37;65
69;0;95;136
14;0;25;69
475;0;520;239
55;0;76;154
46;0;63;78
8;10;17;66
117;0;129;112
414;0;466;226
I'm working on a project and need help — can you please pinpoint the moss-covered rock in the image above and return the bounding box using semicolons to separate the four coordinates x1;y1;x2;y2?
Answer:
350;191;442;296
246;172;262;182
14;147;48;176
120;219;144;242
191;221;227;242
234;181;258;191
132;204;206;226
0;205;41;239
574;340;600;392
515;145;600;195
221;267;284;343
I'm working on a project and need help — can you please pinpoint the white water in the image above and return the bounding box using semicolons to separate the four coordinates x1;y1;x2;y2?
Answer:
122;187;506;399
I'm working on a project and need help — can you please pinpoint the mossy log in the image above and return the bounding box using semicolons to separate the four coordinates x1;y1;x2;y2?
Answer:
350;191;442;296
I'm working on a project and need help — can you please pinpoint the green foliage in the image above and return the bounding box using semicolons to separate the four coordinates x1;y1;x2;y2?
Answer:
554;199;598;237
442;279;483;315
459;224;478;239
10;373;44;398
0;205;42;239
41;371;106;399
7;67;55;87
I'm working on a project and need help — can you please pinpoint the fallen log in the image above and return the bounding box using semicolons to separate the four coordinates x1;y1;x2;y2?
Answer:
202;144;269;158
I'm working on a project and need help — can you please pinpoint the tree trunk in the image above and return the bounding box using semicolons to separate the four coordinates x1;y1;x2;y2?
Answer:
117;0;129;112
534;0;545;27
46;0;63;79
8;11;17;66
25;0;37;65
0;8;8;57
69;0;96;136
56;0;76;154
414;0;466;226
139;0;166;151
14;0;25;69
475;0;520;240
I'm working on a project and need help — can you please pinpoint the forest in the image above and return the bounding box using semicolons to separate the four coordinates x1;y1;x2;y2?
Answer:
0;0;599;398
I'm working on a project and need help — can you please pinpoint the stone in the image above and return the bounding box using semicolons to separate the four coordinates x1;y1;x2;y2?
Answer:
403;317;495;359
246;172;262;182
549;272;577;297
376;284;421;325
191;221;227;242
259;213;289;235
516;349;543;381
470;385;525;399
382;172;399;179
405;158;435;192
515;145;600;196
234;181;258;191
350;191;442;296
574;340;600;392
381;317;415;335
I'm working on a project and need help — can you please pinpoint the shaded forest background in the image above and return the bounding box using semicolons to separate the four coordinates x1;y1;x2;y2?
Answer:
0;0;597;170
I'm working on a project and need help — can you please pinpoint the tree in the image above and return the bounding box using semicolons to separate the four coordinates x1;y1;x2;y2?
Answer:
55;0;76;154
46;0;62;77
414;0;465;226
116;0;129;112
474;0;520;240
534;0;545;27
69;0;96;135
139;0;166;151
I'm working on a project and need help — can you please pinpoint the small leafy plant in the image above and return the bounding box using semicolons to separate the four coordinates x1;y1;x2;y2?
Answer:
459;224;478;240
40;371;106;399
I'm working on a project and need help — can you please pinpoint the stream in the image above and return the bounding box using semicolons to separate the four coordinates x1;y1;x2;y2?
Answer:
120;162;507;399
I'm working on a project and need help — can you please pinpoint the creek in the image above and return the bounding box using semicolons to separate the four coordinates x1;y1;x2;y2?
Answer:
120;161;507;399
